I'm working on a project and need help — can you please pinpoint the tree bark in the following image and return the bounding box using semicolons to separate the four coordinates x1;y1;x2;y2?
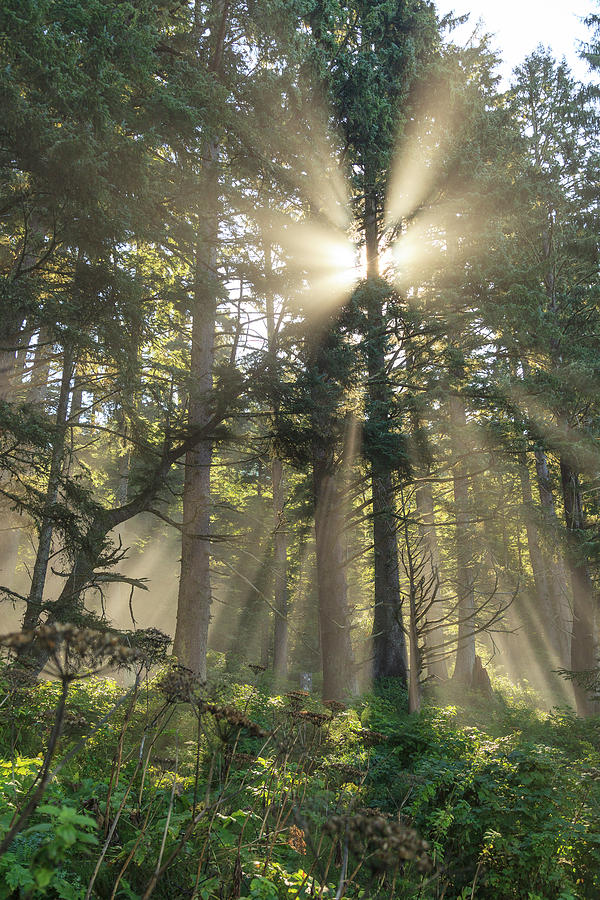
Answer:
371;467;409;684
518;450;568;664
0;304;28;400
409;398;447;680
172;0;228;678
407;579;421;713
0;212;45;399
264;241;288;681
312;454;356;702
0;519;21;590
414;477;447;680
172;224;217;677
533;448;571;663
272;457;288;680
364;186;408;686
449;392;476;683
560;460;598;716
22;342;75;630
28;327;52;407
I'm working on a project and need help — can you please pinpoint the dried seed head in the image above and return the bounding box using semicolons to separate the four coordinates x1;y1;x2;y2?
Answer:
158;665;203;703
128;628;171;666
1;664;36;691
298;710;330;728
328;762;364;782
248;663;267;674
285;690;310;710
288;825;307;855
0;624;141;677
231;752;256;767
359;728;386;746
200;701;270;739
322;810;432;873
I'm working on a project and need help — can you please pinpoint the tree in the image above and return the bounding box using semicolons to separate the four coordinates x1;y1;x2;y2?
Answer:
508;50;600;713
303;0;438;688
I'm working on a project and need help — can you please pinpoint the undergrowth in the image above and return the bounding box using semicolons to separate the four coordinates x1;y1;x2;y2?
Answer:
0;634;599;899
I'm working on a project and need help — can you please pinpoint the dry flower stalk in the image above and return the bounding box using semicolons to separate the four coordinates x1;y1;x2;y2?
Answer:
323;811;432;873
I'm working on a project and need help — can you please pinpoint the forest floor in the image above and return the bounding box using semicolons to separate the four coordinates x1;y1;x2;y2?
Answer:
1;663;599;900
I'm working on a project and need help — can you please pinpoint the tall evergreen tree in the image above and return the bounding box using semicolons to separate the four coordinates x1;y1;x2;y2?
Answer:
303;0;438;688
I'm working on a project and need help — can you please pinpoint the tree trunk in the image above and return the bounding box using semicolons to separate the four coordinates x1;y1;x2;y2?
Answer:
408;581;421;713
560;460;598;716
69;371;84;425
398;486;422;713
264;240;288;681
1;326;51;594
518;450;567;664
0;309;27;400
414;477;447;680
172;1;228;678
0;519;21;591
312;455;356;702
28;327;52;407
534;448;571;664
0;324;28;586
115;399;131;508
22;342;75;630
364;186;408;686
449;392;476;683
172;224;217;677
272;456;288;681
371;468;409;684
0;213;45;399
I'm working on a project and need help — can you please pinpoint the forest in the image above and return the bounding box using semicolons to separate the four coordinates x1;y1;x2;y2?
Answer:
1;0;600;897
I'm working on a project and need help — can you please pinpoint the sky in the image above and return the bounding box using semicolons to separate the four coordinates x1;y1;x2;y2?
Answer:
438;0;598;84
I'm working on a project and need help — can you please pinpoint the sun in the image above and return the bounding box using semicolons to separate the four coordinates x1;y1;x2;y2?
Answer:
356;242;396;279
328;238;360;289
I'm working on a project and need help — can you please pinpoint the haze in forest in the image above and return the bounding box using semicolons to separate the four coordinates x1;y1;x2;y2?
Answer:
3;2;600;897
1;0;600;718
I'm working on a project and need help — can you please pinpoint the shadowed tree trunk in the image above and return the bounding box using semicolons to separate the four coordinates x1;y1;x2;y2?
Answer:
534;448;571;663
364;185;408;687
0;212;44;399
0;519;21;591
172;0;228;678
272;457;288;681
28;327;52;407
116;405;131;507
414;477;447;680
172;204;218;677
22;341;75;631
449;390;476;683
19;238;82;632
520;355;571;665
397;485;423;713
0;298;28;401
518;449;568;665
307;311;356;701
560;460;598;716
1;328;52;594
409;400;447;681
0;323;28;588
312;453;356;701
264;240;288;681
